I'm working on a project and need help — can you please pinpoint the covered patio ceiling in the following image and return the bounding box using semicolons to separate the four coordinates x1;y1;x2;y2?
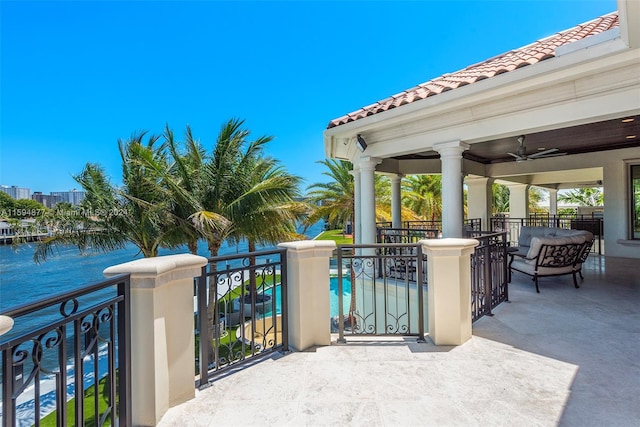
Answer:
394;114;639;165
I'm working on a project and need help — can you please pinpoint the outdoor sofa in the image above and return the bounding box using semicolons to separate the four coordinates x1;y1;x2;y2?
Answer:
509;226;594;293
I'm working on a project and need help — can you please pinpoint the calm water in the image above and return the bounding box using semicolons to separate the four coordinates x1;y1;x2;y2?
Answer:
0;221;324;312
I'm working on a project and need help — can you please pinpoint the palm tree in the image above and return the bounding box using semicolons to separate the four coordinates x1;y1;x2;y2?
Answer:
492;184;510;214
305;159;355;233
34;132;180;262
558;187;604;207
402;175;442;221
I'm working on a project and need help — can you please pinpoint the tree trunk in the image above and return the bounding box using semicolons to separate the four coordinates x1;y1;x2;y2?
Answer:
187;239;198;255
205;239;222;364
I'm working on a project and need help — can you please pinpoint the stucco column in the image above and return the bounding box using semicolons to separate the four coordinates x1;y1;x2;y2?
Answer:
359;156;382;244
390;174;403;229
465;177;494;231
548;188;558;216
349;166;362;244
104;254;208;426
434;141;470;237
507;183;530;219
277;240;336;351
420;238;479;345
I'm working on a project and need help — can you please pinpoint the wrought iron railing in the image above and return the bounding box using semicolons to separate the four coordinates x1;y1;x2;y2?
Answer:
490;215;603;254
377;218;482;232
0;275;131;427
196;249;288;387
336;244;426;343
466;231;509;322
377;227;439;244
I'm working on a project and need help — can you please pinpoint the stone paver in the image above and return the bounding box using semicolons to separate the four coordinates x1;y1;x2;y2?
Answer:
158;256;639;427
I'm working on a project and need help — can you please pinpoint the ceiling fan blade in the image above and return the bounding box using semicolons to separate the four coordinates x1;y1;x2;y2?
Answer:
507;152;521;159
535;152;567;158
526;148;559;159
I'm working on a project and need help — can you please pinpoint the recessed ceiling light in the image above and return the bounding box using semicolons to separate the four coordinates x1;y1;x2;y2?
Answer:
622;118;635;123
626;135;637;139
538;147;546;151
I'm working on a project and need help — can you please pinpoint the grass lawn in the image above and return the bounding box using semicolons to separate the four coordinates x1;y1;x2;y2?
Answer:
315;229;353;244
39;372;115;427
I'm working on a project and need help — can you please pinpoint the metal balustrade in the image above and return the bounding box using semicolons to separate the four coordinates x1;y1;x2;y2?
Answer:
196;249;288;387
336;244;427;343
466;231;509;322
0;275;131;427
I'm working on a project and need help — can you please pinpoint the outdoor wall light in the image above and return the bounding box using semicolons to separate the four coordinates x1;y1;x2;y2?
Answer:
356;134;367;152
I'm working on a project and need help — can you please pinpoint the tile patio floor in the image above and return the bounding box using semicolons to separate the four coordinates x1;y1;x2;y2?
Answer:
158;255;639;427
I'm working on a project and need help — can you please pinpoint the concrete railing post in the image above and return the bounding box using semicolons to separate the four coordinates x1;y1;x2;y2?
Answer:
104;254;208;426
277;240;336;351
420;238;479;346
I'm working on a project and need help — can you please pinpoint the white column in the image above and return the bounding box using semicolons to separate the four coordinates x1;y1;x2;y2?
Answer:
465;177;494;231
433;141;470;238
103;254;208;426
420;238;479;345
277;240;336;351
349;166;362;244
507;183;530;219
548;188;558;216
390;174;403;228
359;156;382;244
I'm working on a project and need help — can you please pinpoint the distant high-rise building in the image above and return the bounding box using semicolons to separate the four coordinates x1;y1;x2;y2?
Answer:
50;189;86;206
0;185;31;200
32;192;62;208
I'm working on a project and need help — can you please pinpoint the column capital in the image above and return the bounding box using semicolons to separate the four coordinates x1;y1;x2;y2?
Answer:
505;182;530;189
464;176;494;186
433;141;470;159
389;174;404;184
357;156;382;171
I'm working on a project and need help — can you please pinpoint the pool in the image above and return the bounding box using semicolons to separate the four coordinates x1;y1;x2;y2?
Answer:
263;277;351;318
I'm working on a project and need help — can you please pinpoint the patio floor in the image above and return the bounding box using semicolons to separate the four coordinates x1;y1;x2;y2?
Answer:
158;255;639;427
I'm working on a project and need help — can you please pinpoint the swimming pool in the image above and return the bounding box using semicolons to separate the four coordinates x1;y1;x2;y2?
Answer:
263;277;351;318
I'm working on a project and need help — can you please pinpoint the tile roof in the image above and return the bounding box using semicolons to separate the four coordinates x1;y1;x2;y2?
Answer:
327;12;619;129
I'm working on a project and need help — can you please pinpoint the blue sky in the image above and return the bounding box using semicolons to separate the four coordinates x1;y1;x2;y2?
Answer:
1;0;617;195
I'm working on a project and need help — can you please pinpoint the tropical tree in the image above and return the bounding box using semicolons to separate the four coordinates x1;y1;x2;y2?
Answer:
305;159;355;234
558;187;604;206
402;175;442;221
34;132;181;262
492;184;510;214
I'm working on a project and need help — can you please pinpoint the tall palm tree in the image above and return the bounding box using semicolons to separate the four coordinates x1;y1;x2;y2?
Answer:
34;132;179;262
402;175;442;221
163;124;210;254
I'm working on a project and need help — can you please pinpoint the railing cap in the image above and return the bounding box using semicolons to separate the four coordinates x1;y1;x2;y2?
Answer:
278;240;336;257
419;238;479;256
0;315;14;336
103;253;208;278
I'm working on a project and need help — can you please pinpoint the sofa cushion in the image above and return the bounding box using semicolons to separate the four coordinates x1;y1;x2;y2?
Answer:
518;226;593;247
511;258;575;276
526;235;586;260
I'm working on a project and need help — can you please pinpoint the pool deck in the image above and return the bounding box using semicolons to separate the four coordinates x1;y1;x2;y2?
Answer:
158;255;639;426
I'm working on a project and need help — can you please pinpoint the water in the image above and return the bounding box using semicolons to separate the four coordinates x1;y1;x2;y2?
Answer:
0;221;325;312
0;221;325;424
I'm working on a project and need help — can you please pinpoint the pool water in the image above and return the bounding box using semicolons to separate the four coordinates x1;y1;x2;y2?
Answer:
263;277;351;318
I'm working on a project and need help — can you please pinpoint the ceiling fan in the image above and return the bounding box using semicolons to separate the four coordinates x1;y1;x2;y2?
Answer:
507;135;567;162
